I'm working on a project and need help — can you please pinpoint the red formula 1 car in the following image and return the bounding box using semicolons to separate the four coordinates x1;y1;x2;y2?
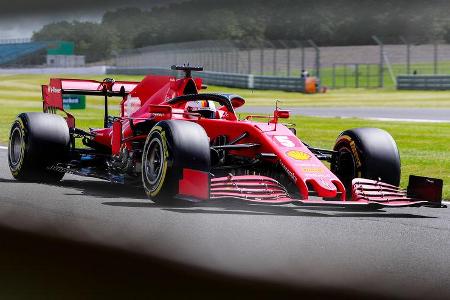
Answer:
7;65;444;208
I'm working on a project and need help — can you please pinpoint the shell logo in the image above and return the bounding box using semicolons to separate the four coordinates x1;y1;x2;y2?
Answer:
286;150;310;161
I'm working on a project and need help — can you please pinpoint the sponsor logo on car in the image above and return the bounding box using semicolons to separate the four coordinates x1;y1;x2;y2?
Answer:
301;167;324;173
273;135;300;148
349;140;362;168
286;150;310;161
50;87;61;93
279;161;297;182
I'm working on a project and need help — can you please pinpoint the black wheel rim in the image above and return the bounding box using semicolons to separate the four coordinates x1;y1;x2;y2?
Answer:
9;126;23;168
144;138;164;188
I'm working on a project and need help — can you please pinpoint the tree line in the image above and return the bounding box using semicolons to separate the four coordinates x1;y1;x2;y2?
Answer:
32;0;450;62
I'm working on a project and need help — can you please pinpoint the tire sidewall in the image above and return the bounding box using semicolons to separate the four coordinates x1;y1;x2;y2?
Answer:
332;128;401;188
8;119;27;177
334;134;364;177
142;125;176;198
8;113;69;182
141;120;211;202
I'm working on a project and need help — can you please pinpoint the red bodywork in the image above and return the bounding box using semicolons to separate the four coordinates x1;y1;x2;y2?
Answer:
41;74;443;208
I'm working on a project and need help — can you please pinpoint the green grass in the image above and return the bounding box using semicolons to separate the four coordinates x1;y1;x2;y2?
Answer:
2;74;450;110
0;74;125;140
318;61;450;89
263;60;450;89
0;74;448;199
288;116;449;200
208;85;450;107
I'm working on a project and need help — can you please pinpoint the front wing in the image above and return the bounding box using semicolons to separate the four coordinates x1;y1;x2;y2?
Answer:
209;175;444;208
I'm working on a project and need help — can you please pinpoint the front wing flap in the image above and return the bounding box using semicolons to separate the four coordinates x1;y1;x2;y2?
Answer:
210;175;444;208
211;175;294;204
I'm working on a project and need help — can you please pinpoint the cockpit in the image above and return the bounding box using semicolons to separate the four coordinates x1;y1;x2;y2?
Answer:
185;100;217;119
167;93;245;121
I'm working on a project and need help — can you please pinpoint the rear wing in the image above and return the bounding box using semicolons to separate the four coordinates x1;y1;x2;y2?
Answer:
42;78;139;111
42;78;140;128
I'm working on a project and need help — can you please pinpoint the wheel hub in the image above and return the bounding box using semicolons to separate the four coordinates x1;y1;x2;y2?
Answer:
145;139;164;187
9;127;23;167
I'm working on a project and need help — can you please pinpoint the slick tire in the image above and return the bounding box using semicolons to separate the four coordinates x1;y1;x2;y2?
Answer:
8;113;70;182
141;120;210;203
331;127;401;191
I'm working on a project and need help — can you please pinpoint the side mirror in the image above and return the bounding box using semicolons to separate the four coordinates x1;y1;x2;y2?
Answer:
231;97;245;109
149;105;172;120
149;105;172;114
274;109;290;119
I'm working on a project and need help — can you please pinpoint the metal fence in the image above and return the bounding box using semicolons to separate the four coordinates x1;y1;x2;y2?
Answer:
332;63;381;88
112;37;450;89
397;75;450;90
114;40;320;78
0;38;32;44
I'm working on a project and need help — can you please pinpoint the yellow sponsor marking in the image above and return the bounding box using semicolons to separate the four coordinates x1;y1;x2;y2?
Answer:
338;135;363;169
301;167;324;173
349;140;362;168
286;150;310;161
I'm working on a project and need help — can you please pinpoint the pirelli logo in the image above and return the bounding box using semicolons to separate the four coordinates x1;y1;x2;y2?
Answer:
349;140;362;168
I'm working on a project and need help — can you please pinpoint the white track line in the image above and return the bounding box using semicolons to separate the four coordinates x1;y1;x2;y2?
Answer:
306;115;449;123
364;117;449;123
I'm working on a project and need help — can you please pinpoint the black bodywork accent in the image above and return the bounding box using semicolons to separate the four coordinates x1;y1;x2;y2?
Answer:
407;175;443;205
171;64;204;78
167;93;242;116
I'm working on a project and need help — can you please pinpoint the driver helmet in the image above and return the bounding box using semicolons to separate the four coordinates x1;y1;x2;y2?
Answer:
186;100;216;119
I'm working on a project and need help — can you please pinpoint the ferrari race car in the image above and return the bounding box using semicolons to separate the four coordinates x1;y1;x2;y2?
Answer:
7;65;444;208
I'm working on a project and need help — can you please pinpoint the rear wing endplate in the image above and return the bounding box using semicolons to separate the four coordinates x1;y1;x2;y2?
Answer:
42;78;139;111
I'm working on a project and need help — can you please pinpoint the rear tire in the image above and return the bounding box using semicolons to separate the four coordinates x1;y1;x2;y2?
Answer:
331;127;401;191
141;120;210;203
8;113;70;182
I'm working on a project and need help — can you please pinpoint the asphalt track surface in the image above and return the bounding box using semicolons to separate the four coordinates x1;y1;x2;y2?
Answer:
238;107;450;122
0;148;449;299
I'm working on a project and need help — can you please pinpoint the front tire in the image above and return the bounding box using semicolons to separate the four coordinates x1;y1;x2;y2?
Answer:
141;120;210;203
8;113;70;182
331;127;401;191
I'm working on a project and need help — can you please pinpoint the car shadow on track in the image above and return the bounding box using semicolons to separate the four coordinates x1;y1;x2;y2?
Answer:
59;179;148;200
0;177;147;200
102;199;435;219
0;177;434;219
